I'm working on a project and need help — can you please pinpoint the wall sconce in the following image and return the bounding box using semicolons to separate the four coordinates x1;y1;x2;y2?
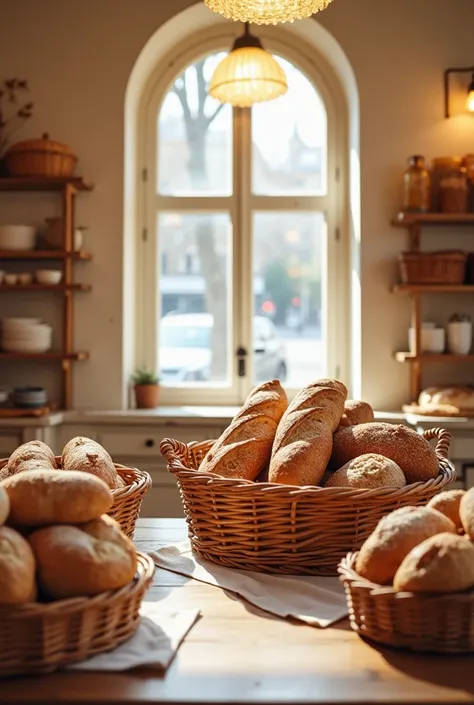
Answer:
444;66;474;118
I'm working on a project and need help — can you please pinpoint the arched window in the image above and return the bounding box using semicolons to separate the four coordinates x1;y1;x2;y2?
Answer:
138;30;348;405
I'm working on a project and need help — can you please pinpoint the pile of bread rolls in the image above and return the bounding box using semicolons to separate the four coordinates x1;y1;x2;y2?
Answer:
197;378;440;489
0;439;137;605
355;488;474;594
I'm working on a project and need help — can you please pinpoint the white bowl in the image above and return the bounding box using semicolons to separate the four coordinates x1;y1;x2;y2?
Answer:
4;274;18;285
35;269;62;285
0;225;37;251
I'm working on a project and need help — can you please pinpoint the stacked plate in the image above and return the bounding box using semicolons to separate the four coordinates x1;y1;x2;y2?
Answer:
1;317;53;353
11;386;48;409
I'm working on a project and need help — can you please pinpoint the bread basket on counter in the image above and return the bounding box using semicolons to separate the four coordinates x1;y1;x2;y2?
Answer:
338;551;474;654
0;552;154;676
160;428;455;577
4;133;77;178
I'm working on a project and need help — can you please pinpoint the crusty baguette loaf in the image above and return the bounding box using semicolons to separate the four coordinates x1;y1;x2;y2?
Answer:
0;526;37;604
268;380;347;486
198;380;287;480
5;440;56;478
61;437;117;489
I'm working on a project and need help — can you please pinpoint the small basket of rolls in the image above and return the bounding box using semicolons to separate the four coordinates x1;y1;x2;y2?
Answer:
161;378;456;576
0;460;155;676
339;489;474;653
0;437;152;539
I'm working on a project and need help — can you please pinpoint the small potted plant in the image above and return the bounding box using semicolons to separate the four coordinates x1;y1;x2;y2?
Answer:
132;368;160;409
0;78;34;174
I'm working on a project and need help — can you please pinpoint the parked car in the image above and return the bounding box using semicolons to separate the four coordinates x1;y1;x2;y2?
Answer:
159;313;287;383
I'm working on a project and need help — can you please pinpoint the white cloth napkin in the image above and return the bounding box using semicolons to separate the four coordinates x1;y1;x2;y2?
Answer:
151;541;348;628
68;603;200;671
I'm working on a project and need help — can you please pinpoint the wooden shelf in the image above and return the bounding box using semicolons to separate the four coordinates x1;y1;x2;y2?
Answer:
0;250;92;261
0;177;93;192
0;352;89;361
395;352;474;363
392;212;474;227
0;283;91;292
393;283;474;293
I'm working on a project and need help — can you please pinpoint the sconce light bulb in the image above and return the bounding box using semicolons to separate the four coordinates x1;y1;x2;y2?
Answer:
466;75;474;113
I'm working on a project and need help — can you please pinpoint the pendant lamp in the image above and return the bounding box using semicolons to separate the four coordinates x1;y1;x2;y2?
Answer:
208;24;288;107
204;0;334;25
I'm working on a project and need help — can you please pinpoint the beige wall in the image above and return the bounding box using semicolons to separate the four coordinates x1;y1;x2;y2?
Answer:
1;0;473;410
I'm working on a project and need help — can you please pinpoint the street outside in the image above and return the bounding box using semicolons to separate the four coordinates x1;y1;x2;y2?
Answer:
264;324;324;388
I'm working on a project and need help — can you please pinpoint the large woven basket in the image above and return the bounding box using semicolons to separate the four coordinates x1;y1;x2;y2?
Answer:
339;552;474;654
0;552;155;677
0;458;152;540
161;428;455;576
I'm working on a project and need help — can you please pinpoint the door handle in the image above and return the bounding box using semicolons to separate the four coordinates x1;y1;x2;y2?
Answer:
236;346;247;377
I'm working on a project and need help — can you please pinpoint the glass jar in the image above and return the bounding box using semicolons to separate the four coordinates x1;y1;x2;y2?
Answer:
440;166;468;213
402;155;430;212
430;156;463;212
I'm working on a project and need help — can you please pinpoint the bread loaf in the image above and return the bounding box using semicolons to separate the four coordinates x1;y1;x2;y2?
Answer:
355;506;456;585
0;486;9;526
331;423;439;483
1;470;113;527
29;515;137;599
460;487;474;539
5;440;56;477
428;489;465;531
0;526;36;603
268;379;347;486
198;380;287;480
419;385;474;411
61;437;117;489
338;400;374;429
393;532;474;593
325;453;406;489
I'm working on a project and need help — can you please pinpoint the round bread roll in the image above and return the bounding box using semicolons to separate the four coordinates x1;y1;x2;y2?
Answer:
338;400;375;429
29;515;137;599
61;437;117;489
1;469;113;527
325;453;406;489
0;486;9;526
355;506;456;585
331;423;439;483
6;440;56;477
460;487;474;539
428;489;465;531
0;526;36;603
393;532;474;593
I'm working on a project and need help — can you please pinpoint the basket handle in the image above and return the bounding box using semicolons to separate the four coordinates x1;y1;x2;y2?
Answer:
160;438;186;465
422;427;451;459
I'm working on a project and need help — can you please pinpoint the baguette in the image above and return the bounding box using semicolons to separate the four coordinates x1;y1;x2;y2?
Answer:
61;437;117;489
5;440;56;478
269;379;347;486
198;380;287;480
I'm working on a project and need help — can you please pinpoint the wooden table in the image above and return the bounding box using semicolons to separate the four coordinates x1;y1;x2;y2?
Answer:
3;519;474;705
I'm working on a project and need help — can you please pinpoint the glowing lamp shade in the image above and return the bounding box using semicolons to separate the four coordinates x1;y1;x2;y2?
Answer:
466;74;474;113
209;29;288;107
204;0;334;24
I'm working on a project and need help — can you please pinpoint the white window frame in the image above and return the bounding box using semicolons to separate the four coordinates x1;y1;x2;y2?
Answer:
136;24;349;406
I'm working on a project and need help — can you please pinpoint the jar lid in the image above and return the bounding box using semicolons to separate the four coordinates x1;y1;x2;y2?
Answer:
5;133;76;158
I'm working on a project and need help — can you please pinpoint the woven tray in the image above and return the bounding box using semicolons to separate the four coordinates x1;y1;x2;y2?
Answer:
399;250;467;285
0;552;155;676
160;428;456;577
338;552;474;654
0;458;152;540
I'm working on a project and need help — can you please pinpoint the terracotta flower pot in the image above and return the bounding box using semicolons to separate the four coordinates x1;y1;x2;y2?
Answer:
134;384;160;409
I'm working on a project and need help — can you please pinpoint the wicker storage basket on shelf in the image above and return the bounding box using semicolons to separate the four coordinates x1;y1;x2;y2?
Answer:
339;552;474;654
0;458;152;540
399;250;467;285
160;428;455;577
4;133;77;178
0;552;155;677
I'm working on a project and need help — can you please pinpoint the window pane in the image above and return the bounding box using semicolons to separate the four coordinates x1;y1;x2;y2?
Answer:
252;58;327;196
252;212;326;386
158;213;232;386
158;53;232;196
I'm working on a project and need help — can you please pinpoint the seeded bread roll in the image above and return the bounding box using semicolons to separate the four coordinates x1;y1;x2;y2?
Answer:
5;440;56;477
331;423;439;484
0;486;9;526
325;453;406;489
460;487;474;539
61;437;117;489
338;400;375;429
393;532;474;593
198;380;288;480
0;526;36;603
268;379;347;486
355;506;456;584
428;489;465;531
29;515;137;599
1;469;113;527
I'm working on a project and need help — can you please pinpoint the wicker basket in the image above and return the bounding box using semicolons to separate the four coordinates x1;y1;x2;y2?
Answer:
160;428;455;577
399;250;467;285
0;458;152;541
339;552;474;654
0;552;154;677
4;133;77;178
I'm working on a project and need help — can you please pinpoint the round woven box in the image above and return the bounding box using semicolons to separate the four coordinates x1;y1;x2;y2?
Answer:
338;552;474;654
0;552;155;677
0;458;152;540
160;428;455;576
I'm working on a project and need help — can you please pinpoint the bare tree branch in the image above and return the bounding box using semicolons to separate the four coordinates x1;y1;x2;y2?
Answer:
206;102;224;127
172;72;192;124
195;59;207;120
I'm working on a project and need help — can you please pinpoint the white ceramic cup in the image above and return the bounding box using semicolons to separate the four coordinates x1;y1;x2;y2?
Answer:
447;321;473;355
409;325;445;353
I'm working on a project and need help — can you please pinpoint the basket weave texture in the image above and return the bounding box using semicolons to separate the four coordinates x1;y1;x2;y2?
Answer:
339;552;474;654
399;250;467;284
0;552;155;677
0;458;152;540
160;428;455;577
5;134;77;178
